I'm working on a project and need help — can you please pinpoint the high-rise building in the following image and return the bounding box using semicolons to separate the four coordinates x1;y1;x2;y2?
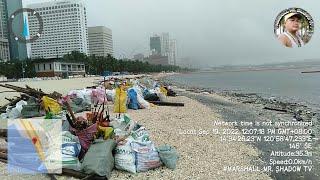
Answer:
88;26;113;57
160;32;170;56
28;0;89;59
169;39;177;66
150;35;161;55
149;32;177;65
0;0;10;61
6;0;27;60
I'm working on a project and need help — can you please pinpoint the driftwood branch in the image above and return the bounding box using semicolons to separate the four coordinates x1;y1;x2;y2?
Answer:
0;84;61;99
263;107;287;112
148;101;184;107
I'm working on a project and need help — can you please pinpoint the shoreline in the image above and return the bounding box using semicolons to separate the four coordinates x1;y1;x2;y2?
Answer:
161;74;319;121
0;73;318;179
160;75;320;180
0;73;271;179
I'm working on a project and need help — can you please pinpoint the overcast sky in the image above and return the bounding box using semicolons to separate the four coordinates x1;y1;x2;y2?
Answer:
22;0;320;67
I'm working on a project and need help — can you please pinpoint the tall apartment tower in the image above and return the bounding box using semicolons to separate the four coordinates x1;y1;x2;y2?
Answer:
28;0;89;59
160;32;170;56
88;26;113;57
150;35;161;55
169;39;177;66
0;0;10;61
150;32;177;65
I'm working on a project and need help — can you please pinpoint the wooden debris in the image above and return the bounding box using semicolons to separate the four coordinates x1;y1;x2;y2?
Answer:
0;97;25;113
0;129;7;137
148;101;184;106
0;84;61;99
301;70;320;74
263;106;287;112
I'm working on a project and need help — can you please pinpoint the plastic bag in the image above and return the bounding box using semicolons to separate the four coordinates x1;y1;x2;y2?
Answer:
21;97;42;118
97;126;114;140
21;104;41;118
42;96;61;114
142;89;150;98
61;111;70;131
69;97;91;113
155;87;166;101
128;89;139;110
144;93;160;101
68;89;92;105
114;138;136;173
114;87;127;113
160;87;168;96
110;115;135;138
165;86;177;96
62;131;81;171
157;145;178;169
106;89;115;102
132;86;143;97
0;113;7;120
81;139;116;178
7;100;27;119
91;87;107;104
137;93;150;109
72;123;98;159
130;127;150;143
131;141;162;172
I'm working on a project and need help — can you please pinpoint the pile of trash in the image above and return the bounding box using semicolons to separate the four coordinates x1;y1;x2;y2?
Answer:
0;77;179;179
103;77;177;107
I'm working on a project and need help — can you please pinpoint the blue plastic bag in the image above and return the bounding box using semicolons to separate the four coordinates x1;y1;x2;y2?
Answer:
128;89;139;110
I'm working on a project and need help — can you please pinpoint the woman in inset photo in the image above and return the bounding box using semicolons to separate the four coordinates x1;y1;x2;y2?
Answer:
275;8;314;48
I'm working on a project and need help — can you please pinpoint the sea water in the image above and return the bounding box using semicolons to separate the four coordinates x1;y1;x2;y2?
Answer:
166;69;320;109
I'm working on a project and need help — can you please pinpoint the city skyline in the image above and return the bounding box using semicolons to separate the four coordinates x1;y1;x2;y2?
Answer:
21;0;320;67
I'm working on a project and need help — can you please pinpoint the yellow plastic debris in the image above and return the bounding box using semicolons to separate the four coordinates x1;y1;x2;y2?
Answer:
160;87;168;96
41;96;61;114
98;126;114;140
114;87;127;113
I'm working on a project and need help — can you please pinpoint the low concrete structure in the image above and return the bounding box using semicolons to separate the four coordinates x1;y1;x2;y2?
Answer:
0;76;7;82
145;54;169;65
34;58;85;77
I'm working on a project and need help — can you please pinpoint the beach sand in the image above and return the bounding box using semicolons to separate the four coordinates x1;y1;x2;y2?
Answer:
0;77;270;179
0;77;99;106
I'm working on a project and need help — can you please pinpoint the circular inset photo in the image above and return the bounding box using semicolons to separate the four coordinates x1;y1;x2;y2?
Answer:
274;8;314;48
8;8;43;44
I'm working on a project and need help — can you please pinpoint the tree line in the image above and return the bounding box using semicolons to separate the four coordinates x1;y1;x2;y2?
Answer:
0;51;189;79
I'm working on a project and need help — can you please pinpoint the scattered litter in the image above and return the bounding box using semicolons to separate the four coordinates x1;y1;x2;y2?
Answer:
0;76;180;178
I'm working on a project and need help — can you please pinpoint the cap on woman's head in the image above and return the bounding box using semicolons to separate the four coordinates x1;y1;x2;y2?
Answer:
284;12;303;22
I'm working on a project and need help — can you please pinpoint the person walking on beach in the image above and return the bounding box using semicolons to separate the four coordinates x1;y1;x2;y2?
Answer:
278;12;305;48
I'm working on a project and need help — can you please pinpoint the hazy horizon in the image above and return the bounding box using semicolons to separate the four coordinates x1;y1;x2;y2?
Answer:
22;0;320;67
